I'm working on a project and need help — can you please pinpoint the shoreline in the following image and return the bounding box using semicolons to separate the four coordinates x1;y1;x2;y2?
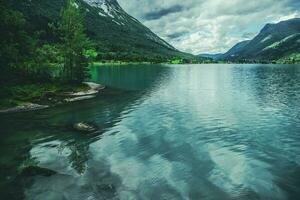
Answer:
93;61;153;66
92;61;300;65
0;82;105;114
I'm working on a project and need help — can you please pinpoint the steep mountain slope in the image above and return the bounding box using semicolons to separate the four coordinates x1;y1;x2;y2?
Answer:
223;18;300;61
222;40;250;59
10;0;195;62
198;41;250;60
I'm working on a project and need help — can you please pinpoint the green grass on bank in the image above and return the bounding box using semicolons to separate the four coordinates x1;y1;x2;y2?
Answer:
92;58;214;66
276;53;300;64
93;61;153;66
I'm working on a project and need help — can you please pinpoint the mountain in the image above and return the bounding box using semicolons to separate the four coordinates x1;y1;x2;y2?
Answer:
222;40;250;59
198;40;251;60
9;0;196;62
198;53;224;59
223;18;300;62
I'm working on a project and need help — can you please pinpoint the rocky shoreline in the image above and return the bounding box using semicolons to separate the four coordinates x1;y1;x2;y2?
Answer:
0;82;105;114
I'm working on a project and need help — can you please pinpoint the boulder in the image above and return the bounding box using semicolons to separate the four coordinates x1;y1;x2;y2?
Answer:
73;122;97;133
83;82;105;91
62;82;105;102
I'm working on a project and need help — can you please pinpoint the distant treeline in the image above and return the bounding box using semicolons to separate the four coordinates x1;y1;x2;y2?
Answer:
218;57;300;64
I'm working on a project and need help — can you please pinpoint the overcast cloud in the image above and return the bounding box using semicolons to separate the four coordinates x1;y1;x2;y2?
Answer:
118;0;300;54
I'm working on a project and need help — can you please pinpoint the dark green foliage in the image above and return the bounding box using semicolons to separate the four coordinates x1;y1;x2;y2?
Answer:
0;0;95;86
33;44;63;79
0;0;36;83
57;0;91;83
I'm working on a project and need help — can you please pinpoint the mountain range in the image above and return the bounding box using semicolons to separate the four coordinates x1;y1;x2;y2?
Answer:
7;0;299;63
201;18;300;63
10;0;196;62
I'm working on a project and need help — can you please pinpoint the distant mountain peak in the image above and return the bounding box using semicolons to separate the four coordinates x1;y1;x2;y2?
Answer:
84;0;118;6
83;0;177;51
222;18;300;61
84;0;124;18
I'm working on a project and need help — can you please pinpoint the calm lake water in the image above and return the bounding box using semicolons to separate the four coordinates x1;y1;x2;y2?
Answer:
0;64;300;200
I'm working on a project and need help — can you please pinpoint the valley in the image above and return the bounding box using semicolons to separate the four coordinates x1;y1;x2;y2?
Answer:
0;1;300;199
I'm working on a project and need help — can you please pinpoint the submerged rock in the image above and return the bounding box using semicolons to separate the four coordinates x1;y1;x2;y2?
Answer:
73;122;97;133
20;166;57;177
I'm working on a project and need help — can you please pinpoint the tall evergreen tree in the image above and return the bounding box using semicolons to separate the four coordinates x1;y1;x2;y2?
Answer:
58;0;91;83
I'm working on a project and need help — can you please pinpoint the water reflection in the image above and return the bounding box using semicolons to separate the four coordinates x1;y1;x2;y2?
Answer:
0;64;169;199
90;64;171;91
0;64;300;200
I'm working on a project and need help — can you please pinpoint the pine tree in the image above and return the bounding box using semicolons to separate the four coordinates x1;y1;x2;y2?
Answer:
58;0;91;83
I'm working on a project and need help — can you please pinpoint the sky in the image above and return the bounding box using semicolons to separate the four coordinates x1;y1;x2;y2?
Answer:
118;0;300;54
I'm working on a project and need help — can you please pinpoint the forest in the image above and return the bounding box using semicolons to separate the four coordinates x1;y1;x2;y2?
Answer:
0;0;98;109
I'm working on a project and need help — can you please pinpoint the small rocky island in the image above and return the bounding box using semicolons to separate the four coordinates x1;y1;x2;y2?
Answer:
0;82;105;114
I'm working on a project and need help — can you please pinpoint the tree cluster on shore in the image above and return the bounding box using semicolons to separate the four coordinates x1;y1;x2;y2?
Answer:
0;0;97;85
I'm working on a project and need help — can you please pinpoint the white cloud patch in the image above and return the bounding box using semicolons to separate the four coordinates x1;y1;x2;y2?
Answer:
118;0;300;54
273;12;300;23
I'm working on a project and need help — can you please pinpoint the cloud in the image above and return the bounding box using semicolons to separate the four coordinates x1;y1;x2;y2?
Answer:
144;5;184;20
272;12;300;23
242;32;256;39
166;31;189;39
118;0;300;54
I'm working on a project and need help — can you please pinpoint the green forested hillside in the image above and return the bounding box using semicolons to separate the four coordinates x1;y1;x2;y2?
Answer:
222;40;250;59
0;0;95;109
0;0;205;109
222;18;300;63
9;0;196;62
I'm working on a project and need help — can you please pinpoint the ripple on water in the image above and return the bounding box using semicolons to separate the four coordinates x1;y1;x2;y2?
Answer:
1;64;299;200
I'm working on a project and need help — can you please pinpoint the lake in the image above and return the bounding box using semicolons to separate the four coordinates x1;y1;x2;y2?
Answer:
0;64;300;200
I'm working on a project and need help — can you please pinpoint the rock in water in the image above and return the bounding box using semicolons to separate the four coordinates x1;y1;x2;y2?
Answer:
83;82;105;91
65;95;96;102
73;122;97;133
63;82;105;102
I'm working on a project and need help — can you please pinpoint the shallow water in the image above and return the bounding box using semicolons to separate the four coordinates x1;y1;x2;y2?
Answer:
0;64;300;200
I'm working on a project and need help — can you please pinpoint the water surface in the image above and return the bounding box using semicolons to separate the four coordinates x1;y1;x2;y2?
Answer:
0;64;300;200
